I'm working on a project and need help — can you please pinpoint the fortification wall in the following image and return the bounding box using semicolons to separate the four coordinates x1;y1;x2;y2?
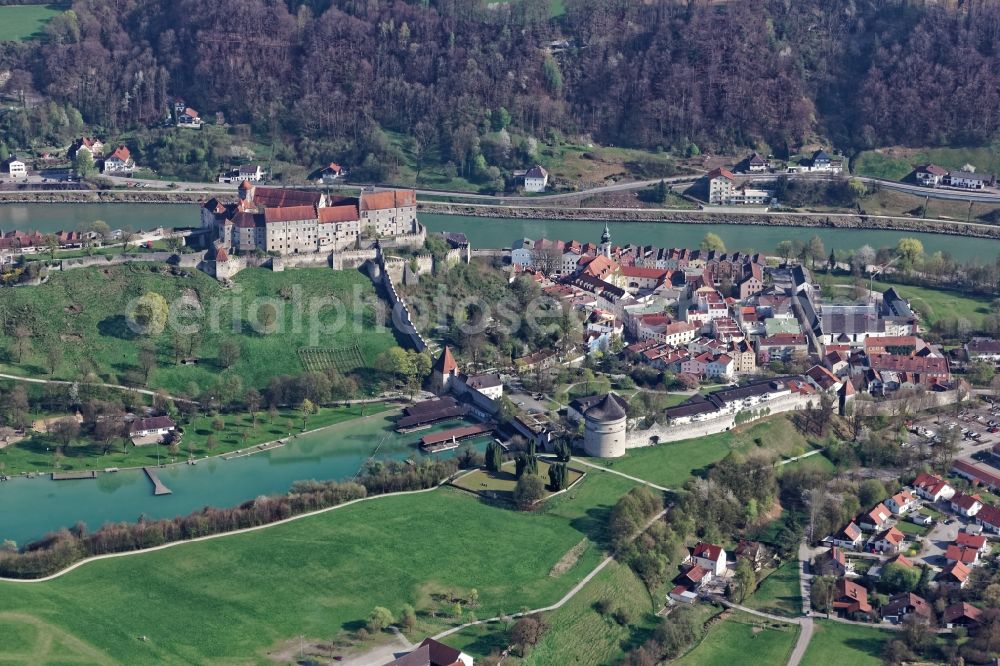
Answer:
59;252;175;271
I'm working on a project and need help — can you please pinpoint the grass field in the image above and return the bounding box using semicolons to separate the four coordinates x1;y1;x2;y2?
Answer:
674;611;800;666
799;619;892;666
451;460;584;502
0;470;638;664
855;145;1000;182
443;560;658;664
0;4;64;41
0;264;397;395
0;403;392;476
744;560;802;618
594;416;813;488
779;451;836;475
826;274;992;329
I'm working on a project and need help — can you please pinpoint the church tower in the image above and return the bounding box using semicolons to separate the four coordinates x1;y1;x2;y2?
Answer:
599;223;612;258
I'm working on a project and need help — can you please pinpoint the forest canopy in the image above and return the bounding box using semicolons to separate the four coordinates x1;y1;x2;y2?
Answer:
1;0;998;169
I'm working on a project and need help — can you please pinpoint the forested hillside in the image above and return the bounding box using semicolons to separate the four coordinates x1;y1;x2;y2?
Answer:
1;0;998;176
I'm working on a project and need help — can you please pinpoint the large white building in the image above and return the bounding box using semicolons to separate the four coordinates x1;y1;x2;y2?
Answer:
202;183;418;255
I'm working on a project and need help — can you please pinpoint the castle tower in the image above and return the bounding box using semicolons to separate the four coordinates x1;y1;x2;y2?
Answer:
431;345;460;394
238;179;255;206
582;393;628;458
600;223;612;258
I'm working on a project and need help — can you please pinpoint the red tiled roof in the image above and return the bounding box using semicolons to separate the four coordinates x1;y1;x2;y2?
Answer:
707;167;735;180
360;189;416;211
977;504;1000;528
253;187;322;208
684;565;710;583
692;541;724;562
318;204;360;223
956;532;987;549
263;205;317;223
620;266;669;280
952;492;983;511
434;346;459;375
108;145;131;162
937;561;971;583
943;601;982;624
876;527;905;546
953;460;1000;489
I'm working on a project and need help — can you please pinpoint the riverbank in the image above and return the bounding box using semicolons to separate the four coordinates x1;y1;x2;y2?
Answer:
419;202;1000;240
0;190;206;204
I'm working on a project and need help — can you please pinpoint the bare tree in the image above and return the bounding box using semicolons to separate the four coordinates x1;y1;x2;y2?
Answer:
530;244;563;276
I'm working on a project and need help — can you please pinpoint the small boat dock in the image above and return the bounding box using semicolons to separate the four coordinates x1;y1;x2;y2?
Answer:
420;424;493;453
143;467;172;495
51;471;98;480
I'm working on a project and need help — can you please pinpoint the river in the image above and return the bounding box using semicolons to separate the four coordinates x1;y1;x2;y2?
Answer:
1;203;1000;262
0;412;490;547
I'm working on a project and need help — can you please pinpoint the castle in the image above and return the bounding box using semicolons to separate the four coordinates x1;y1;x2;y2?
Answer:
200;182;419;255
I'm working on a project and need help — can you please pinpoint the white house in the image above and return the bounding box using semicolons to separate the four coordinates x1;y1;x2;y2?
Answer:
103;145;135;174
523;165;549;192
859;503;892;531
885;490;917;515
705;354;735;380
872;526;906;554
912;473;955;502
829;522;863;550
129;415;176;437
707;167;735;204
218;164;264;183
690;541;727;576
177;107;203;128
950;493;983;518
915;164;947;187
385;637;473;666
461;373;503;400
946;170;993;190
5;156;26;178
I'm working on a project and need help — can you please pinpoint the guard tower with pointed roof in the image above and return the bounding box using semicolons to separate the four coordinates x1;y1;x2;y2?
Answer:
431;345;460;394
582;392;628;457
600;223;612;258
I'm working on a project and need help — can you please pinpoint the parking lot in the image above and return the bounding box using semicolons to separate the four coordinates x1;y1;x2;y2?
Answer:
908;398;1000;459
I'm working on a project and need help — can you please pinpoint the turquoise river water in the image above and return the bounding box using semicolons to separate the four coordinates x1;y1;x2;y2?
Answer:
0;412;490;547
0;202;1000;262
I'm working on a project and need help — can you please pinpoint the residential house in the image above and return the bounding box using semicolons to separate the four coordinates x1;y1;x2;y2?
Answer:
935;561;972;589
747;153;768;173
859;503;892;532
690;541;727;576
955;531;989;555
942;602;982;628
885;490;917;515
129;416;176;437
967;337;1000;364
383;637;474;666
950;493;984;518
912;473;955;502
680;564;713;589
915;164;947;187
523;165;549;192
68;137;104;160
734;540;769;572
103;145;134;174
946;170;994;190
319;162;346;184
814;546;851;577
806;364;842;392
830;522;864;550
832;578;872;617
945;543;980;567
5;156;26;178
757;333;809;364
218;164;264;183
669;585;699;604
177;107;202;128
872;527;905;554
883;593;932;624
909;512;933;526
459;373;503;401
706;167;735;205
976;504;1000;533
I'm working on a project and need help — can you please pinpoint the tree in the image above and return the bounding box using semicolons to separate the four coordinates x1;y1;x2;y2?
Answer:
300;398;315;429
554;438;571;462
367;606;394;633
547;462;569;491
513;473;545;509
211;416;224;432
129;292;169;336
50;417;81;449
73;149;95;178
218;339;241;368
510;615;546;656
729;558;756;604
810;576;835;614
968;361;996;385
138;345;157;384
858;479;886;509
895;238;924;265
881;561;920;593
807;235;825;269
515;453;538;479
485;440;503;472
400;604;417;631
257;302;278;333
776;240;794;262
205;434;216;450
245;389;261;428
45;345;63;375
700;232;725;253
10;325;32;363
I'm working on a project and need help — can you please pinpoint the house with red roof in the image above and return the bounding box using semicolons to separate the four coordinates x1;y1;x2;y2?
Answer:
832;578;872;618
814;546;851;577
872;527;905;554
102;144;134;174
976;504;1000;533
945;543;980;566
912;473;955;502
691;541;727;576
935;561;972;589
829;521;863;550
942;602;982;628
383;637;473;666
955;530;989;555
884;592;932;624
885;490;917;515
950;492;983;518
859;503;893;532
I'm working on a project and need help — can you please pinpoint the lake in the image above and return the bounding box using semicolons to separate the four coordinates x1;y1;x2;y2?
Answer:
0;412;490;547
1;202;998;263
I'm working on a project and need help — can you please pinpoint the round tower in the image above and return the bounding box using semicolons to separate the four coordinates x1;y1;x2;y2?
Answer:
582;393;627;458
